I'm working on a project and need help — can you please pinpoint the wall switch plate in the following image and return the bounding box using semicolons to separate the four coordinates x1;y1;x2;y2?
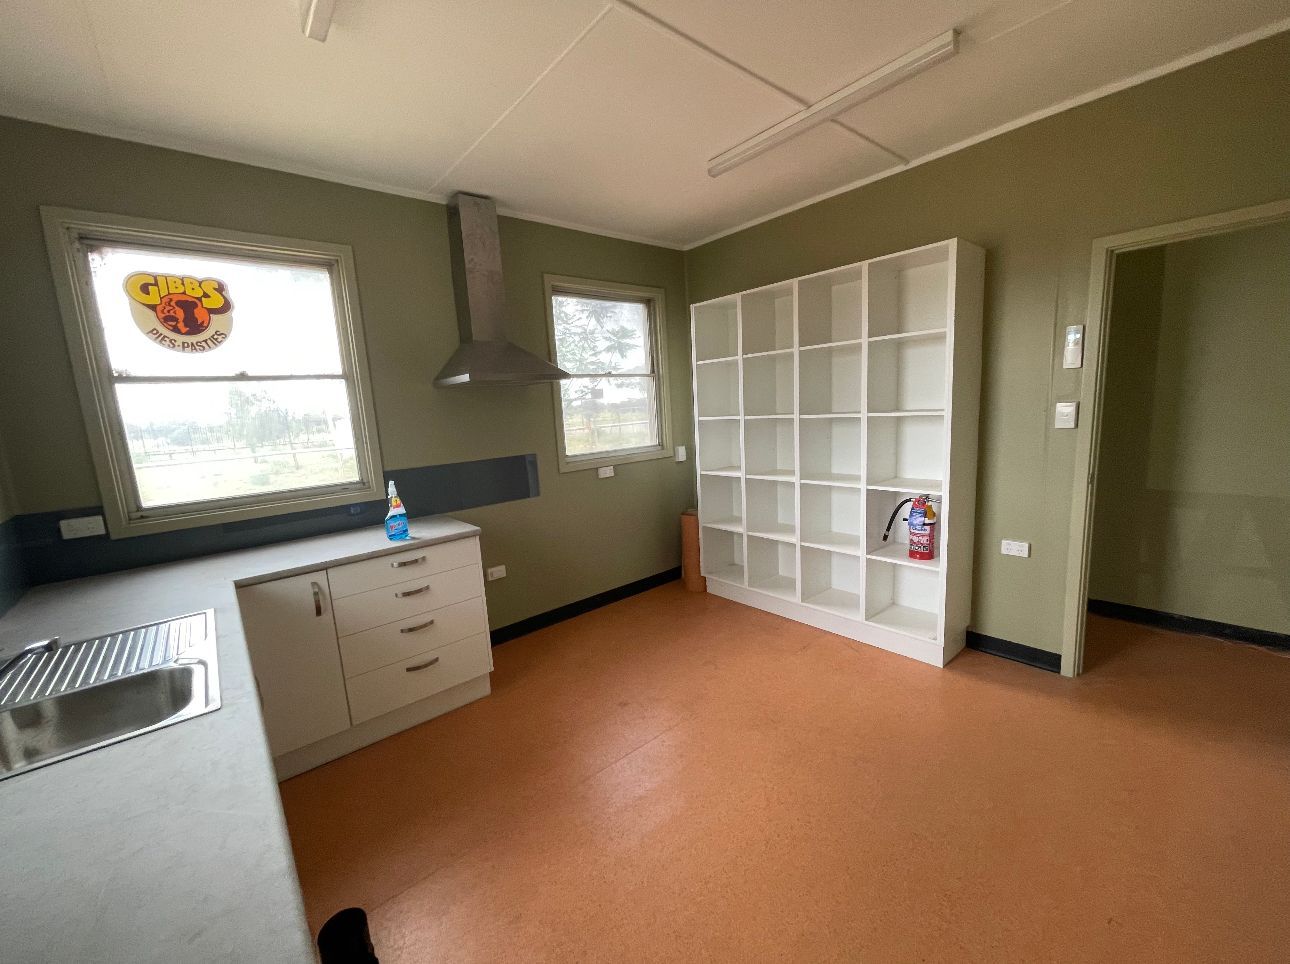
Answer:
1001;539;1031;558
59;515;106;539
1063;324;1085;369
1054;401;1079;429
597;465;615;479
486;565;507;581
675;445;687;462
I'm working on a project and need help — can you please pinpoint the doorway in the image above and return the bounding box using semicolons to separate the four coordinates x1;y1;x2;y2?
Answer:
1062;199;1290;676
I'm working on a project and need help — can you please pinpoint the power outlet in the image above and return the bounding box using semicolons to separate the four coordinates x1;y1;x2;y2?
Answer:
1001;539;1031;558
59;515;106;539
597;465;615;479
486;565;507;581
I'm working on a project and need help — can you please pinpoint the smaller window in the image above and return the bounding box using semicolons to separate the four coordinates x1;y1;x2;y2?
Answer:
545;276;672;472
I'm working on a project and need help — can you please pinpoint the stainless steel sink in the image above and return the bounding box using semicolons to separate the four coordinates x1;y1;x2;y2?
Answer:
0;611;220;781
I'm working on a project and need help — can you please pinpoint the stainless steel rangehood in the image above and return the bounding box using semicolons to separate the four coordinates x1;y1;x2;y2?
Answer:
434;193;570;386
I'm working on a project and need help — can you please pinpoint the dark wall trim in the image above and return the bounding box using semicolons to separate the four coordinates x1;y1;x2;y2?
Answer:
966;630;1061;672
14;454;539;587
1088;599;1290;651
491;567;682;646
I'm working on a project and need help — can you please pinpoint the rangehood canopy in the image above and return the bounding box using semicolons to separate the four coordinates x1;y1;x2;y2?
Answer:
434;193;570;386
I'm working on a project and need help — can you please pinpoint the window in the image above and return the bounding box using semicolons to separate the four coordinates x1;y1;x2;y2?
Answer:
42;208;384;536
544;275;672;472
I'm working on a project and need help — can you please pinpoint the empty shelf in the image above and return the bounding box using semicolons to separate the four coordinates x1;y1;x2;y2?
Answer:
747;524;796;543
868;409;945;417
746;470;794;482
701;518;743;533
802;588;862;619
868;604;938;641
704;563;745;586
866;542;940;570
868;328;947;343
802;533;865;556
749;573;796;599
700;466;742;477
867;476;942;494
801;472;863;488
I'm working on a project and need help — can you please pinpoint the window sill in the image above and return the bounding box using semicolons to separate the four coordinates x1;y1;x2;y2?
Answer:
557;445;673;474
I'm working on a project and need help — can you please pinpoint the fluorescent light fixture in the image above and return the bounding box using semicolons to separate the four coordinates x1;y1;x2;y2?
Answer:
301;0;337;42
708;29;959;177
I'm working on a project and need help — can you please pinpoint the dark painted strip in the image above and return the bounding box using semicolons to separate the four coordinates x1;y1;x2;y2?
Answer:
0;516;28;617
1088;599;1290;651
16;455;539;587
966;630;1061;672
491;568;682;646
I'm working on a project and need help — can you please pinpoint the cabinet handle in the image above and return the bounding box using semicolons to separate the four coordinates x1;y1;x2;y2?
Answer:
400;619;436;634
394;584;431;598
311;581;324;617
391;556;426;569
405;656;441;672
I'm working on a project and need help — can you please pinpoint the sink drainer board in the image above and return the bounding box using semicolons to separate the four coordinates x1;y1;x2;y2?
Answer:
0;611;211;709
0;611;220;781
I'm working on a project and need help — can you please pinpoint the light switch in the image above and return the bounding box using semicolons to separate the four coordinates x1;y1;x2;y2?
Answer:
1054;401;1079;429
597;465;615;479
675;445;687;462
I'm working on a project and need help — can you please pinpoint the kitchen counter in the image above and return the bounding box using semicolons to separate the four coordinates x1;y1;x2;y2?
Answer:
0;516;480;964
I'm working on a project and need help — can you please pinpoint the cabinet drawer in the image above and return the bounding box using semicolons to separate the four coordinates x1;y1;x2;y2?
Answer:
345;632;491;725
332;564;483;637
328;537;480;598
338;597;487;678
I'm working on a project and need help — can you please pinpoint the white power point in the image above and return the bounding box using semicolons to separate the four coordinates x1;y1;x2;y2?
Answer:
675;445;687;462
1001;540;1031;558
59;515;106;539
1054;401;1079;429
597;465;615;479
486;565;507;581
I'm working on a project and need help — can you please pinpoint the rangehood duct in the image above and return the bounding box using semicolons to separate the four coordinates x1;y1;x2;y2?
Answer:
434;193;570;386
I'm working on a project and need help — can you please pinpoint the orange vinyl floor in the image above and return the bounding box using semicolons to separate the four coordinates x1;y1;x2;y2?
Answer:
280;583;1290;962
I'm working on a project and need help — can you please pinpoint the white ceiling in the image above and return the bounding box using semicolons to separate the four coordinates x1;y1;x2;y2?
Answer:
2;0;1288;247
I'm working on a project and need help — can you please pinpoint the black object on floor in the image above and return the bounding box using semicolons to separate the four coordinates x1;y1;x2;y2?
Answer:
318;907;379;964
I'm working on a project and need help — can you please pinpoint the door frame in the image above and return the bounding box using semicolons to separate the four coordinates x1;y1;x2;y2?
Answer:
1060;197;1290;677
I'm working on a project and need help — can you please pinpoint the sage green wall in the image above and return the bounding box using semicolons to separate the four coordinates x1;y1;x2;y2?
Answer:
0;116;693;628
1091;222;1290;633
684;32;1290;655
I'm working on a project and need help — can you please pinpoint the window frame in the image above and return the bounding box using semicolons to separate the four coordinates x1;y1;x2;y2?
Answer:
41;206;386;538
543;275;673;473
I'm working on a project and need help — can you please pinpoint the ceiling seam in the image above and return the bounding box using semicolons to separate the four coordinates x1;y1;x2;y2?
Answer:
71;0;121;121
612;0;909;165
427;3;615;193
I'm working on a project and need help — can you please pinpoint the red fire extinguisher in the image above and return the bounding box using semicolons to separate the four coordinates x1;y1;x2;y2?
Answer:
882;495;938;561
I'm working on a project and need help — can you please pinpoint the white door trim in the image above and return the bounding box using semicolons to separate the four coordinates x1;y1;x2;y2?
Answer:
1060;197;1290;676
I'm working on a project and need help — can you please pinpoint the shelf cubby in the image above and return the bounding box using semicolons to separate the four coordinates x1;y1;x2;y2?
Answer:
798;266;863;348
865;489;940;570
799;343;861;416
867;331;946;413
693;299;739;361
701;526;746;585
865;562;940;641
695;358;740;418
698;474;743;531
747;536;797;600
698;419;741;474
743;352;794;417
866;413;944;489
745;478;795;541
741;283;794;355
800;417;863;486
744;418;794;480
867;247;949;338
801;547;862;619
800;484;863;555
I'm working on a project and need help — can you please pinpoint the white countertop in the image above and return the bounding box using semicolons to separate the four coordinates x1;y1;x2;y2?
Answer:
0;516;479;964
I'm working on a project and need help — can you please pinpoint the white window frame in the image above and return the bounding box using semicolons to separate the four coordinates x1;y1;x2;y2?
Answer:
41;207;386;538
544;275;673;473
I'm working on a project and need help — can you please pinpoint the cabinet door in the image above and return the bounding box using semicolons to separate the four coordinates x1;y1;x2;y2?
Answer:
237;572;351;757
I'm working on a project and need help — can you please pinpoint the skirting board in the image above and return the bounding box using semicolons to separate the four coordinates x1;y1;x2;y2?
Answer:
965;631;1061;672
272;674;491;781
706;578;962;668
1088;599;1290;651
490;567;682;645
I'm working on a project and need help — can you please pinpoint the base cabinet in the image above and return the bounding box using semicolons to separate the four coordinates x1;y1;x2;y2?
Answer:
237;535;492;777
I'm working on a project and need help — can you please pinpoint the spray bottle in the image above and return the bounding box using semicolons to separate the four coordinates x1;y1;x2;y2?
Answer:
384;480;410;541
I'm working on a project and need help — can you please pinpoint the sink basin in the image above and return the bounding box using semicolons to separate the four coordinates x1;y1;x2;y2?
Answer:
0;611;220;781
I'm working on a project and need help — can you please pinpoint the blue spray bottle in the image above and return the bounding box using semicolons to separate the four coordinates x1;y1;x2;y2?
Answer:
384;480;410;541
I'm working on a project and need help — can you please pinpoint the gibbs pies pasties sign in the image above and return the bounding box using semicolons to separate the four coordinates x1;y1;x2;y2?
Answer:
124;272;233;352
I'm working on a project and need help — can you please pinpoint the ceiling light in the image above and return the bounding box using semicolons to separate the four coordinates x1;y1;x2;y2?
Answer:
301;0;337;42
708;30;959;177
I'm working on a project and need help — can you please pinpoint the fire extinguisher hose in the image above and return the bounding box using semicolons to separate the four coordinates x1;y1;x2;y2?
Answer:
882;498;914;542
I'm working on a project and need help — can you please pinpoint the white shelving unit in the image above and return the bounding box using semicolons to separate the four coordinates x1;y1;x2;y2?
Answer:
690;239;984;667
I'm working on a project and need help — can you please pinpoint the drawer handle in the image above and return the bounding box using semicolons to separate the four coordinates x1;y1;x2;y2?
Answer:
394;584;431;598
405;656;441;672
311;581;324;617
391;556;426;569
400;618;436;634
